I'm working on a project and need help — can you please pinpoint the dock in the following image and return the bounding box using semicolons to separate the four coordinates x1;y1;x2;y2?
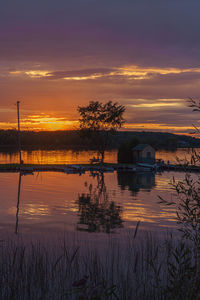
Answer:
159;163;200;172
0;162;199;174
0;164;115;174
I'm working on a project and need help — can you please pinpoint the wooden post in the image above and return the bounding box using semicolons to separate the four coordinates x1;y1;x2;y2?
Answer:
17;101;22;165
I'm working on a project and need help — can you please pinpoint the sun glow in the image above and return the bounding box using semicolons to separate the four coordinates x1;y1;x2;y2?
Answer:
0;117;193;133
0;114;78;131
23;115;78;130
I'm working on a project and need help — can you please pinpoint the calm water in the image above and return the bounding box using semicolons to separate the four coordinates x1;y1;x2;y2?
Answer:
0;148;196;164
0;148;198;241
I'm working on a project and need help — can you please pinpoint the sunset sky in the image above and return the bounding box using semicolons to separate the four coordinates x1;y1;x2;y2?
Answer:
1;0;200;133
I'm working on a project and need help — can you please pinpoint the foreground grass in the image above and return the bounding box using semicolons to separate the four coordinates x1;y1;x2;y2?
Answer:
0;231;199;300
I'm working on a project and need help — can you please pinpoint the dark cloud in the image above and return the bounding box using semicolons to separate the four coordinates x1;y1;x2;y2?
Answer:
1;0;200;67
145;72;200;85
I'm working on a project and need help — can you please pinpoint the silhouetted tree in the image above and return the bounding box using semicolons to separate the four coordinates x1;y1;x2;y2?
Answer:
77;101;125;163
118;137;140;163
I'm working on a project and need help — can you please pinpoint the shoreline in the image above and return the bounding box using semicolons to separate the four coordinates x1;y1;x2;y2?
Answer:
0;162;200;173
0;163;135;173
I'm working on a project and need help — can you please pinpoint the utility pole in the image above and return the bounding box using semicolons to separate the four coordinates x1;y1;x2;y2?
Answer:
17;101;22;165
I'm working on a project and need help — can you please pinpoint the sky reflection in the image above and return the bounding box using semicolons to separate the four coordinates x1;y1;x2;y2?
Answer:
0;148;195;165
0;169;187;240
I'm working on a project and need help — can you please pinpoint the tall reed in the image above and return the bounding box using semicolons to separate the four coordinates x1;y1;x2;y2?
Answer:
0;229;197;300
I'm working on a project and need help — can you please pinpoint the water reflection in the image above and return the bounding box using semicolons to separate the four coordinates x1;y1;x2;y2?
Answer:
14;170;124;235
0;149;117;164
117;171;156;195
77;172;123;233
15;172;21;234
0;148;195;165
0;170;183;238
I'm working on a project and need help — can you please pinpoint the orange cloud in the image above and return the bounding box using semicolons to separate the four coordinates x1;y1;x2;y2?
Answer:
0;114;78;131
9;65;200;81
124;122;194;134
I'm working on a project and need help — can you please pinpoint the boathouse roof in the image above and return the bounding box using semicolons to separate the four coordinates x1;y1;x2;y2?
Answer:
132;144;153;151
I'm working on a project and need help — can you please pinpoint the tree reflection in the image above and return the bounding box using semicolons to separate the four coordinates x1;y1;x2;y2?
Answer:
77;172;123;233
117;171;156;196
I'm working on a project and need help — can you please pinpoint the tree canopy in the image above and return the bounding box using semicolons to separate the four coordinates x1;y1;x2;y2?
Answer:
77;101;125;162
78;101;125;132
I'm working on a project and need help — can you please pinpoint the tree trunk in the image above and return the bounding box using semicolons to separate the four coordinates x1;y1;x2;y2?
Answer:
100;151;105;164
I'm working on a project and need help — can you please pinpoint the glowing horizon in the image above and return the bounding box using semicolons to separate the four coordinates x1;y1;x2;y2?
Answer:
0;112;195;135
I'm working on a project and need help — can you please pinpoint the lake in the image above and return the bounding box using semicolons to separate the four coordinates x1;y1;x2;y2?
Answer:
0;147;195;164
1;148;197;241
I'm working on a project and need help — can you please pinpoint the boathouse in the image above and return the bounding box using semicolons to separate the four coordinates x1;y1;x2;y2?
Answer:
132;144;155;164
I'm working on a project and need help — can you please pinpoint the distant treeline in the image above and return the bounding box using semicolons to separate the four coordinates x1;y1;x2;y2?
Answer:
0;129;200;151
115;131;200;149
0;130;82;150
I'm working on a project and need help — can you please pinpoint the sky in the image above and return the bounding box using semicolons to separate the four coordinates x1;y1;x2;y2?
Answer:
1;0;200;133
